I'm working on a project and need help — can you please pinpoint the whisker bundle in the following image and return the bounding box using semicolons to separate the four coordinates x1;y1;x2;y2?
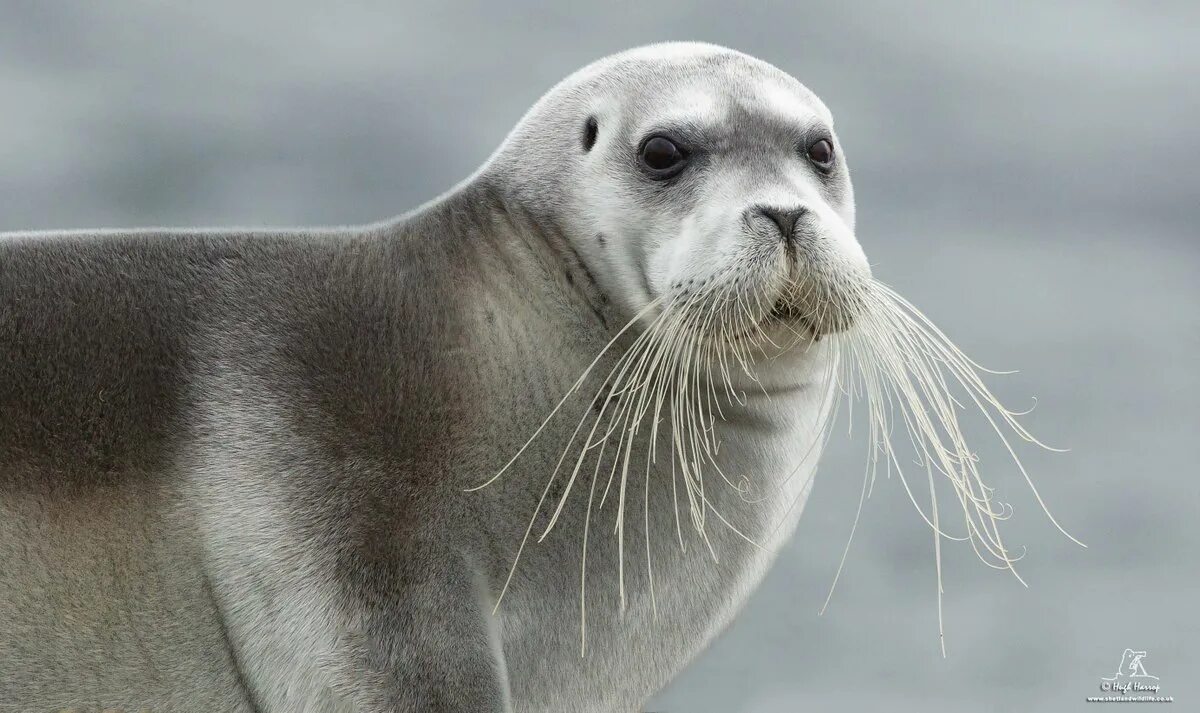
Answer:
821;280;1082;655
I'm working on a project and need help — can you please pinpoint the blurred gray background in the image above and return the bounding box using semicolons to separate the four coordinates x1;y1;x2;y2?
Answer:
2;2;1196;711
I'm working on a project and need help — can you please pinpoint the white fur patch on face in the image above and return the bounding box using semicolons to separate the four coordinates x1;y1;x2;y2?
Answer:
758;78;832;127
634;86;723;137
622;81;860;328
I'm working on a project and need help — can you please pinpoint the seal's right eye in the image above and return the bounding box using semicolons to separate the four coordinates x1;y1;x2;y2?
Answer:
639;136;687;178
806;138;835;171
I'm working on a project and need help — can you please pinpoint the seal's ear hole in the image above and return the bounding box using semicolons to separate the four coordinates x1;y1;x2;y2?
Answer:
582;116;598;152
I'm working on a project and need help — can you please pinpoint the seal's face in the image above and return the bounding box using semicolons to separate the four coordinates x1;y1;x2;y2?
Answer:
510;43;871;345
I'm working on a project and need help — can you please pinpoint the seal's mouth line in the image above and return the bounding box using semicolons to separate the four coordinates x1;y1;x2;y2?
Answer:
761;297;820;341
716;311;813;344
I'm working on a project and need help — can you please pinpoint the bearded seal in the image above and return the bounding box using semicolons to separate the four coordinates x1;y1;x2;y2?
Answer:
2;42;915;712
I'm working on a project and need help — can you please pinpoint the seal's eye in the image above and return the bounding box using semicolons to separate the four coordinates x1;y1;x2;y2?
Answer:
806;139;835;170
639;136;687;178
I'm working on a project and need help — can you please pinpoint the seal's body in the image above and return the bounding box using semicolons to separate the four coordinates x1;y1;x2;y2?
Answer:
1;43;867;712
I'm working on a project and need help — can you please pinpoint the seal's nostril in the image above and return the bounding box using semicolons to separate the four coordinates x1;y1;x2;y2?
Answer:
756;206;806;242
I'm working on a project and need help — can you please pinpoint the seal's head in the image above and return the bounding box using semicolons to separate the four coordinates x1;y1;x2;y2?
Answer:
489;42;870;344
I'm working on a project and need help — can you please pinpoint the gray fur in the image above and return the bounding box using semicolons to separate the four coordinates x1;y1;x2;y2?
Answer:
1;43;859;712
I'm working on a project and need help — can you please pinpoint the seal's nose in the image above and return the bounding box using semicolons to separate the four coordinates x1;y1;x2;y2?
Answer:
755;205;807;243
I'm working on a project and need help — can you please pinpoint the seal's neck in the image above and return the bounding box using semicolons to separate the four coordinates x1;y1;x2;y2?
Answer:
402;179;614;345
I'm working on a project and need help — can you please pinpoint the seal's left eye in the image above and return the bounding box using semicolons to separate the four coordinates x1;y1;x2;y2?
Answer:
640;136;687;178
807;139;835;169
